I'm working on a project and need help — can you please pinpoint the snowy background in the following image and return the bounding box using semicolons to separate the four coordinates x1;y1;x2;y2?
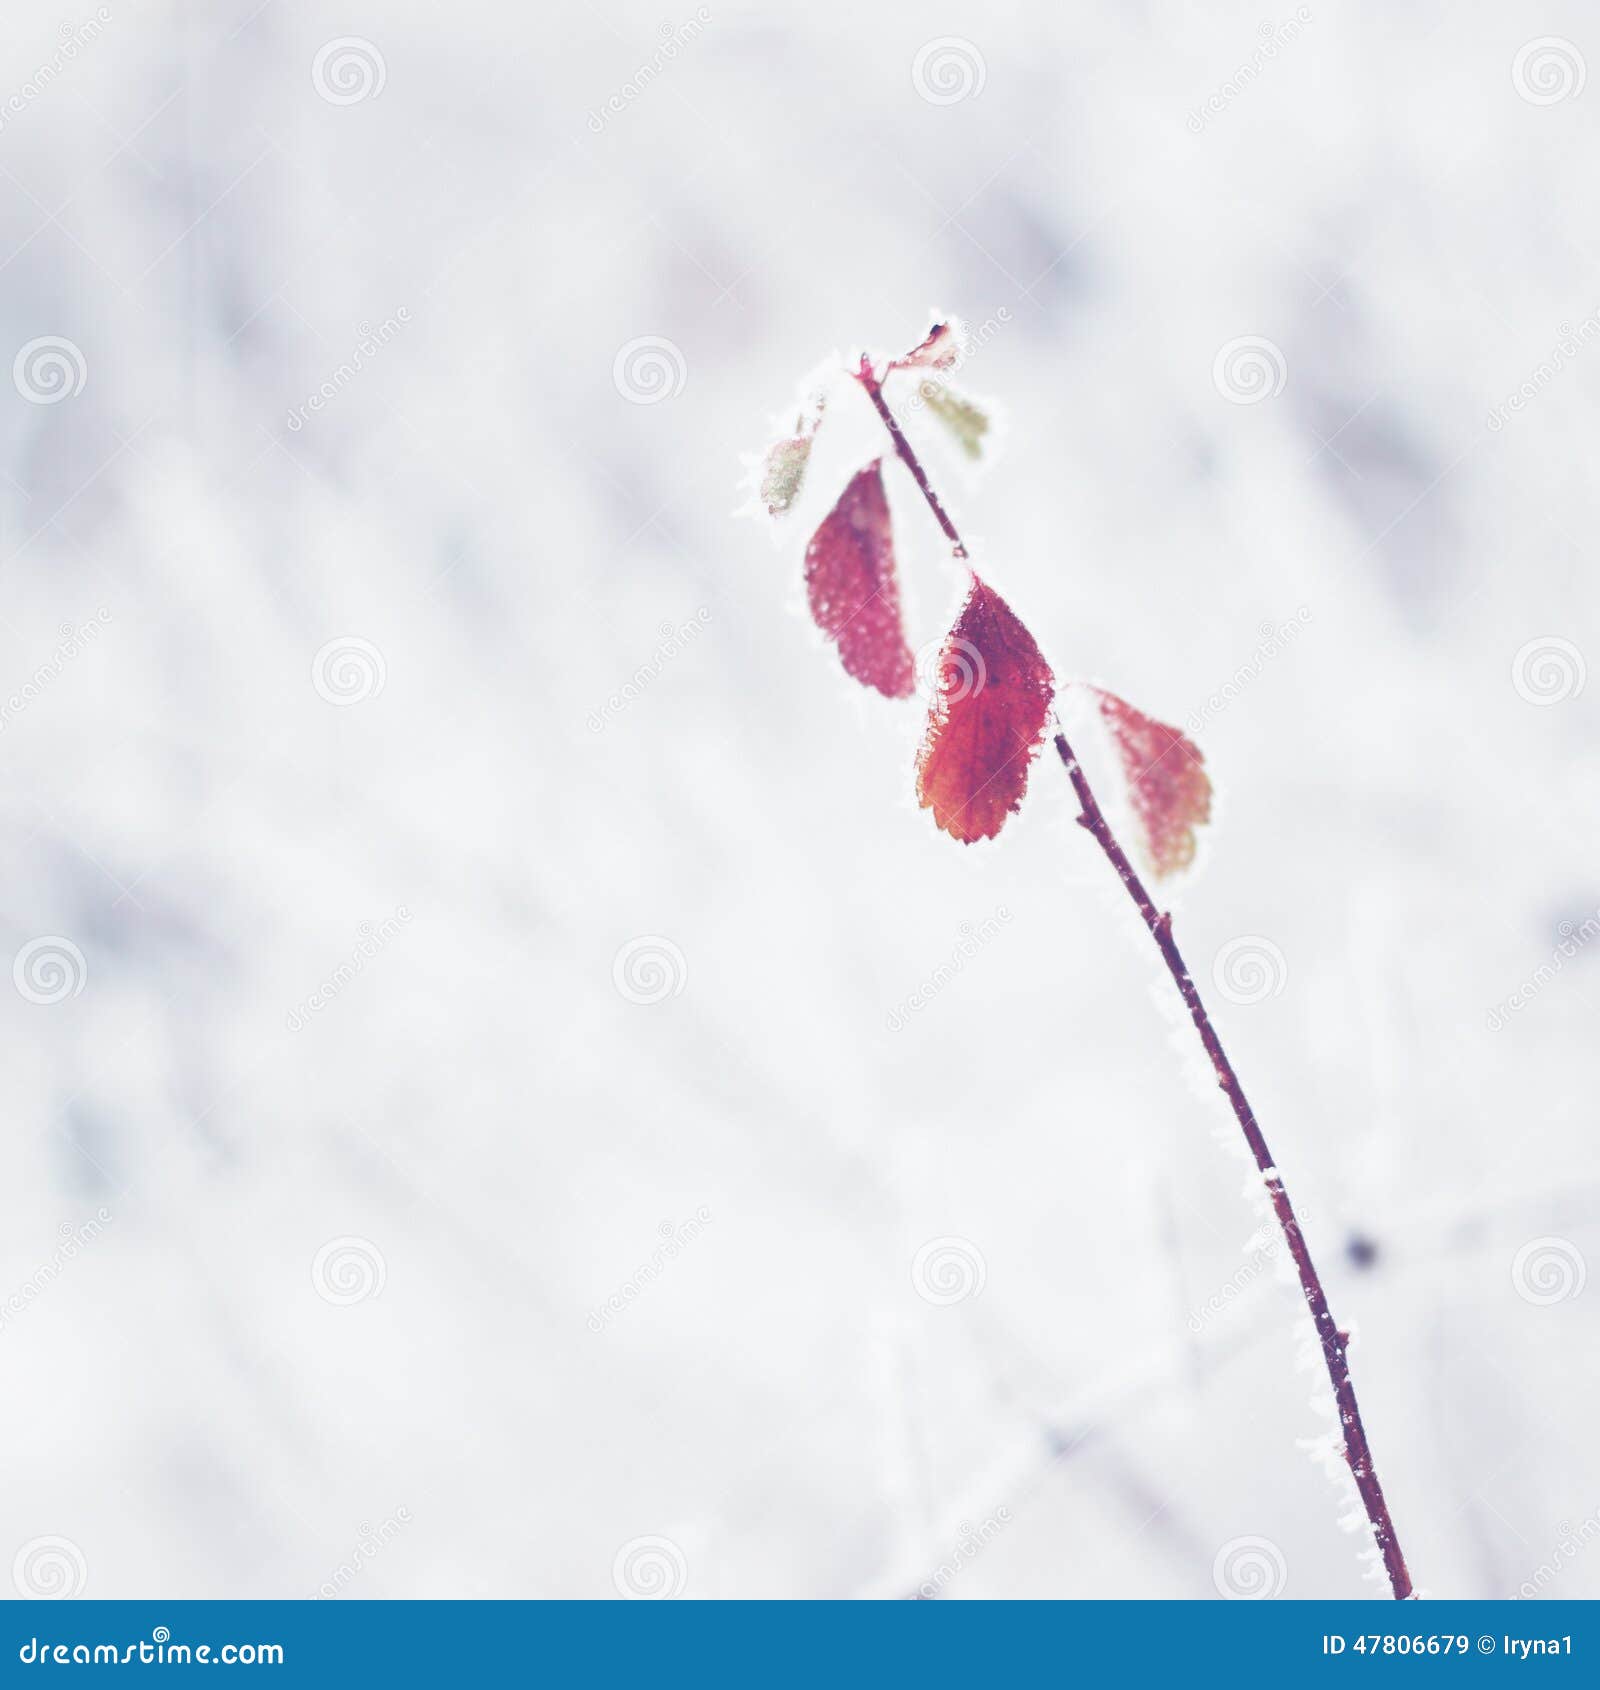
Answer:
1;0;1598;1601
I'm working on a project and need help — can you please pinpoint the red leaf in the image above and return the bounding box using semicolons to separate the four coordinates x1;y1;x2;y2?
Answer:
915;578;1055;842
1096;690;1212;878
891;321;960;373
802;461;916;698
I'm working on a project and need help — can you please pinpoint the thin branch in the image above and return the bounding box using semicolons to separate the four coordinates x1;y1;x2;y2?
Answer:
856;360;1415;1602
854;357;967;560
1052;732;1412;1600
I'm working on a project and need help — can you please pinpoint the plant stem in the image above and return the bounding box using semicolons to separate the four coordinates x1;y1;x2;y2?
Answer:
856;357;1414;1602
855;358;967;559
1052;731;1412;1601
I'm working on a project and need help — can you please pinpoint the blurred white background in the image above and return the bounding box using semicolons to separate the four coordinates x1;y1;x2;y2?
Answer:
1;0;1598;1601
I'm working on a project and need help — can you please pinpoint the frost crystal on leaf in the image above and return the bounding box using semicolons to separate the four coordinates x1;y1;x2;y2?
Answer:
802;460;916;698
1095;690;1213;878
891;320;963;373
916;578;1055;842
757;388;827;518
919;382;990;461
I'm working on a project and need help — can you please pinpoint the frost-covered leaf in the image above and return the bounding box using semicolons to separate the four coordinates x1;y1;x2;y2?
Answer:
918;381;990;460
891;321;962;373
757;389;827;517
803;460;915;698
1096;689;1212;878
916;578;1055;842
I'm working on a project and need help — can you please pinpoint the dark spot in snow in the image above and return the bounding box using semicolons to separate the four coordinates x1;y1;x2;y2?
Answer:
1346;1233;1379;1270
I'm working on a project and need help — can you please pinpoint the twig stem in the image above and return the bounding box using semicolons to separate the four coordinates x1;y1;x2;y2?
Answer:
854;357;967;560
1052;732;1412;1600
856;357;1414;1601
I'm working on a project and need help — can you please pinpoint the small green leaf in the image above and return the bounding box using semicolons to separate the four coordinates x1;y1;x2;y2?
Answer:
919;381;990;461
756;390;827;518
759;434;811;516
